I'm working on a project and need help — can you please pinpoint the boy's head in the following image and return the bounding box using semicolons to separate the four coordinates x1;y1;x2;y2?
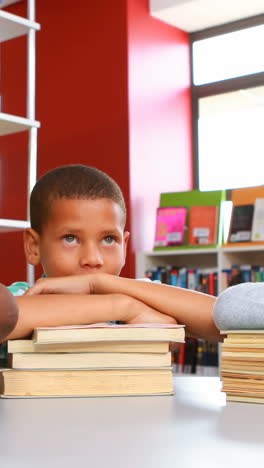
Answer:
24;165;129;278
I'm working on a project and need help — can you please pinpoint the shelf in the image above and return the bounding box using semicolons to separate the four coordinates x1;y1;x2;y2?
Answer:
0;112;40;136
0;9;40;43
142;248;220;257
0;219;30;232
221;244;264;253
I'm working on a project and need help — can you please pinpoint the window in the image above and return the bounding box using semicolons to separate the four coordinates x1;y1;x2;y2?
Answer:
191;16;264;191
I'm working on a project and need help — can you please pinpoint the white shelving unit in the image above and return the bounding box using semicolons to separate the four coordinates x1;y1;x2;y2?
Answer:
0;0;40;283
136;244;264;294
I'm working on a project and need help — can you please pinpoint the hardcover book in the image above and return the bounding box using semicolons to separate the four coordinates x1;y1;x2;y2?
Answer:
154;206;188;247
228;204;254;243
188;205;219;246
251;198;264;242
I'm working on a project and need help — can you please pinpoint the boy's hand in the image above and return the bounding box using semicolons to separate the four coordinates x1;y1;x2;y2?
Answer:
24;275;94;296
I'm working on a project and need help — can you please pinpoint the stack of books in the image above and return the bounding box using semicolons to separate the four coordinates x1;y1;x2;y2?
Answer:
220;329;264;404
0;323;185;398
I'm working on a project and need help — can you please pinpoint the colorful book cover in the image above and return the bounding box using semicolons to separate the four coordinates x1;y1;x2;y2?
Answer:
251;198;264;242
188;205;219;246
154;206;188;247
228;204;254;243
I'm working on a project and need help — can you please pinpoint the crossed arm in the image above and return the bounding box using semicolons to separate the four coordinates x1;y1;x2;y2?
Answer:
3;291;177;342
23;274;221;342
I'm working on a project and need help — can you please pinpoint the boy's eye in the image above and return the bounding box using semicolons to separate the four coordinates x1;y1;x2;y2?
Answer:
63;235;78;244
102;236;116;245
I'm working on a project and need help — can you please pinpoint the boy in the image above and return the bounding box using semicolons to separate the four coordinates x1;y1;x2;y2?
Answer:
4;164;220;343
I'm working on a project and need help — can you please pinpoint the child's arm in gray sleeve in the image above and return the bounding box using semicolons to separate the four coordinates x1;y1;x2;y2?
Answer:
213;282;264;330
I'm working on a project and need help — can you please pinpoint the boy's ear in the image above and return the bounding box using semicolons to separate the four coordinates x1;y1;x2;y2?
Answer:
122;231;130;266
23;228;41;266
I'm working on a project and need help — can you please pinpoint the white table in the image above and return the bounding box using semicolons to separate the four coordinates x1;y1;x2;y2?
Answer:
0;376;263;468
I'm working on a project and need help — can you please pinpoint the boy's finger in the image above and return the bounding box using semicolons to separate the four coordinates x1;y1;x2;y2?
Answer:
24;286;41;295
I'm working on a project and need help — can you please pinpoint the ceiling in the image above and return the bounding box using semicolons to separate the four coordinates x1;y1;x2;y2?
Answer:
150;0;264;32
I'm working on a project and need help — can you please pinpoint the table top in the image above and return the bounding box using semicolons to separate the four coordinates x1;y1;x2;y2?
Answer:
0;376;263;468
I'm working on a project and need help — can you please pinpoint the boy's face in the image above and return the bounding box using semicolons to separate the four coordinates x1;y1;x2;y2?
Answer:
25;198;129;278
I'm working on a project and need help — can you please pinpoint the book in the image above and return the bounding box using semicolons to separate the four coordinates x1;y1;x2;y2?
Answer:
32;323;185;345
7;339;170;354
227;394;264;404
8;351;172;370
188;205;219;246
0;368;173;397
220;329;264;403
228;204;254;243
251;198;264;242
154;206;188;247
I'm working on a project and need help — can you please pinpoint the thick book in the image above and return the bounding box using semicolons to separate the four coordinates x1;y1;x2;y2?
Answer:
154;206;187;247
228;204;254;243
32;323;185;345
7;339;170;354
188;205;219;246
0;368;174;397
8;351;171;370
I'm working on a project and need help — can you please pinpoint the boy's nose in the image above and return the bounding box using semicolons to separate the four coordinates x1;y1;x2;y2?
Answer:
80;244;104;268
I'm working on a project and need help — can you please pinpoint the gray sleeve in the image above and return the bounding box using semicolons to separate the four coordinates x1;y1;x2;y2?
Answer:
213;282;264;330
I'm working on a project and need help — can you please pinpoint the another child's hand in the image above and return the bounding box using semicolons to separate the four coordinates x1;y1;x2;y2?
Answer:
24;275;95;296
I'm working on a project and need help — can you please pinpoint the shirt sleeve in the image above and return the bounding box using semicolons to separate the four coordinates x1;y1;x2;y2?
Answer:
7;281;31;296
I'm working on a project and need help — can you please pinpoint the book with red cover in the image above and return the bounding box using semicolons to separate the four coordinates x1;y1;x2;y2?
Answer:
188;205;219;246
154;206;188;247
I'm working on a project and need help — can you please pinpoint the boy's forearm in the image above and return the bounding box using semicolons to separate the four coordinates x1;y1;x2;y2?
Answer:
4;294;128;341
92;275;220;341
3;292;176;342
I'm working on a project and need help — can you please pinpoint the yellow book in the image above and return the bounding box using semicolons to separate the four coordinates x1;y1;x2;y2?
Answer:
32;323;185;345
8;339;170;354
8;351;171;370
0;368;174;397
227;395;264;404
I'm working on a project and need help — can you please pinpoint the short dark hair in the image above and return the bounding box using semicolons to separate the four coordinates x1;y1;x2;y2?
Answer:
30;165;127;233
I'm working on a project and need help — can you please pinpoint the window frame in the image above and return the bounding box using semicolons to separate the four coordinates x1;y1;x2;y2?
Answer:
190;14;264;189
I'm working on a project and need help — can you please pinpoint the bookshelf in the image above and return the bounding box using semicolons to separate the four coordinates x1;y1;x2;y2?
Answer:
136;244;264;376
0;0;40;283
136;244;264;294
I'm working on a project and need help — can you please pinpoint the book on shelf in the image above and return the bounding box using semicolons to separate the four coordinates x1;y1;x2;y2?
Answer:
154;206;188;247
0;368;174;397
188;205;219;246
145;266;218;295
251;198;264;242
32;323;185;345
228;204;254;243
220;330;264;404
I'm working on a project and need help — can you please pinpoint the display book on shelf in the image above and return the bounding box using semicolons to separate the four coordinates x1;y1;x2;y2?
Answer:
0;0;40;284
136;187;264;376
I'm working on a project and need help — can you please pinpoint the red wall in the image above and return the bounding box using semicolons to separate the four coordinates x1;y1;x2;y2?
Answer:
0;0;132;283
127;0;193;252
0;0;192;285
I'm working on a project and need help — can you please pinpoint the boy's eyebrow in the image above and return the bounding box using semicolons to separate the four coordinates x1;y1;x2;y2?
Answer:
57;226;123;235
